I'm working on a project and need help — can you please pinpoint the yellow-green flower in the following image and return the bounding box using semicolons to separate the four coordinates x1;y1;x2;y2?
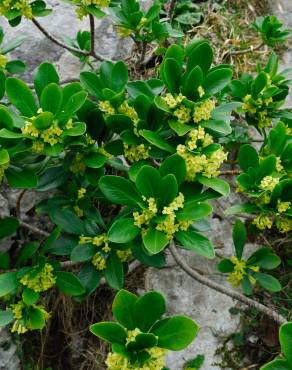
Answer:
124;143;151;163
0;54;8;68
259;176;279;192
276;217;292;233
252;214;273;230
193;99;216;123
20;263;56;293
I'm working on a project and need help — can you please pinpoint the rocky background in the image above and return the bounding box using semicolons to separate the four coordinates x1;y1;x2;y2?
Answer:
0;0;291;369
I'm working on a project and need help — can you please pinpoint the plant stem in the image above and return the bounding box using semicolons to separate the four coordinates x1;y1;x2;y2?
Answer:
89;14;96;58
32;17;106;62
19;221;50;237
169;243;287;325
168;0;177;20
220;170;241;176
228;43;265;56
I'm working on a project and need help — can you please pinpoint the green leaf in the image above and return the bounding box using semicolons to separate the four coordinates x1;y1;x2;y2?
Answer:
198;177;230;197
224;203;258;215
127;333;158;350
5;60;26;74
159;154;186;185
16;242;39;267
64;122;87;136
34;62;60;99
260;359;291;370
140;130;175;153
136;165;161;198
254;272;282;292
249;248;281;270
104;253;124;290
84;153;107;168
70;244;96;262
203;68;232;94
175;230;215;259
90;322;127;344
259;155;276;179
22;288;39;306
0;272;19;297
168;120;193;136
55;271;85;296
40;83;63;114
99;176;141;206
232;220;246;260
183;65;203;100
80;71;104;100
0;128;23;139
143;228;169;255
112;289;138;330
280;322;292;364
176;201;212;221
0;217;19;239
151;316;199;350
50;209;85;235
0;310;14;327
33;111;54;129
108;218;140;244
187;41;213;75
111;61;128;92
159;174;178;206
57;91;88;123
238;144;259;171
28;306;46;330
134;291;166;332
6;168;38;189
162;58;181;94
6;78;37;117
201;120;232;136
77;264;101;297
217;259;234;273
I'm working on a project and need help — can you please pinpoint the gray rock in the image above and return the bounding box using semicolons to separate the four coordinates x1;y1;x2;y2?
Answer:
0;329;20;370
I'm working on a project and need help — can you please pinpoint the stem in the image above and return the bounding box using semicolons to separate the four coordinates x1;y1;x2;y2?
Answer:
168;0;177;20
169;243;287;325
89;14;96;57
19;221;50;237
32;18;106;62
228;43;265;56
220;170;241;176
139;40;147;65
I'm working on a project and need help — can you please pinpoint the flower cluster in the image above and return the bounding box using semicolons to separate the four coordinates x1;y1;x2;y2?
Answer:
177;127;227;181
0;54;8;68
21;116;72;151
79;234;132;270
11;301;50;334
242;93;274;129
0;0;32;19
20;264;56;293
162;93;215;125
226;256;259;287
123;143;151;163
73;0;110;19
105;330;167;370
259;176;279;192
134;194;191;240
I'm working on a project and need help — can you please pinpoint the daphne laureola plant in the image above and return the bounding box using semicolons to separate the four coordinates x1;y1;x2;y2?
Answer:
0;0;291;368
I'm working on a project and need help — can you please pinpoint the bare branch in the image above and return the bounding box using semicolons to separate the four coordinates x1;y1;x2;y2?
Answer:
19;221;50;237
169;243;287;325
227;43;265;57
32;17;107;62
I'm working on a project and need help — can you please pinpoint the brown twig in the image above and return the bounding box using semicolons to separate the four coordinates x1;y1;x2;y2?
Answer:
220;170;241;176
19;220;50;237
169;243;287;325
32;17;106;62
227;43;265;57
